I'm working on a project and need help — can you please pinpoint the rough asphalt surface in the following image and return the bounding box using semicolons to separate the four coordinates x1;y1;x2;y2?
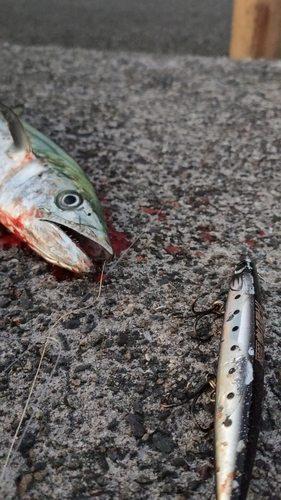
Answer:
0;43;281;500
0;0;232;56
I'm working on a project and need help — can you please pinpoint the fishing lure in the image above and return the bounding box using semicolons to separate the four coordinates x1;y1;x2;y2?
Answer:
215;258;264;499
0;102;113;272
161;258;264;499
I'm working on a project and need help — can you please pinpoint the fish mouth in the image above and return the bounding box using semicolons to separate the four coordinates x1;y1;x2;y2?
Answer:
48;221;113;262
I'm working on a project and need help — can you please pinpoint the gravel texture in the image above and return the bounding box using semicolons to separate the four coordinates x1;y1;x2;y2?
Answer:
0;43;281;500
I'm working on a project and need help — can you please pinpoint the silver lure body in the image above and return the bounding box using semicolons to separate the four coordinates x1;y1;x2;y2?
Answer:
215;259;264;499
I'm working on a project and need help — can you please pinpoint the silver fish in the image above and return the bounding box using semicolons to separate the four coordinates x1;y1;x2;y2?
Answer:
215;258;264;499
0;102;113;273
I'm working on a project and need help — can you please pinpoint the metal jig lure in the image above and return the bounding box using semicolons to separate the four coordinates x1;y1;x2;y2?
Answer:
161;258;264;500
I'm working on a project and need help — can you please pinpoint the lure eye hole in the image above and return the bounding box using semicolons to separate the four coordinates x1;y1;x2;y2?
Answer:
56;191;83;210
227;392;235;399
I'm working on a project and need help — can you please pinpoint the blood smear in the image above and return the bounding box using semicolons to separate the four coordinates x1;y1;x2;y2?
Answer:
142;207;167;220
104;209;130;257
0;224;24;247
0;233;23;247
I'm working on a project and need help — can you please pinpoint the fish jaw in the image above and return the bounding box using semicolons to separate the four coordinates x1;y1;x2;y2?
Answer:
0;208;111;273
26;219;97;273
40;211;113;263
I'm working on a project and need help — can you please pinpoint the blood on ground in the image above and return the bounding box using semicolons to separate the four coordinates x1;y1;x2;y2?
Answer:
0;225;23;247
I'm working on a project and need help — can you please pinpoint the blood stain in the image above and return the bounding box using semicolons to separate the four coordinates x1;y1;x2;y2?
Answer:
142;206;167;220
164;245;182;255
136;254;147;264
50;266;76;281
94;273;107;283
104;209;130;257
244;240;256;247
0;224;24;248
0;233;23;247
200;230;216;243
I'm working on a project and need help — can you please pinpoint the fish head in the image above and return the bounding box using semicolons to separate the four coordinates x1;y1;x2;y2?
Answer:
0;102;114;273
10;162;114;273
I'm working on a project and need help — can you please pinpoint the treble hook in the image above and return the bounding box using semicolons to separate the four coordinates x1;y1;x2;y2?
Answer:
191;295;225;316
161;374;216;432
189;295;225;341
190;375;216;432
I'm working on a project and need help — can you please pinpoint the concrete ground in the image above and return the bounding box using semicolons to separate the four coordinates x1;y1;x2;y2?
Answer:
0;0;232;56
0;43;281;499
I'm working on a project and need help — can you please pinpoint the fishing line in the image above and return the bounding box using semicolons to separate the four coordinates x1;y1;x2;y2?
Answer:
107;237;139;273
12;336;62;456
0;263;105;486
3;346;33;374
1;204;165;486
107;204;167;271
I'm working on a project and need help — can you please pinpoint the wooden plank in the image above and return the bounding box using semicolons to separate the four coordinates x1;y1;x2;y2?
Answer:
230;0;281;59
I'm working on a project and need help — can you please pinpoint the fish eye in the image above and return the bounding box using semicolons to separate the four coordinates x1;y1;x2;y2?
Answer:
56;191;83;210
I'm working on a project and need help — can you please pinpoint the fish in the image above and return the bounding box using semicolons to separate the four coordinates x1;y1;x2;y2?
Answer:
0;102;113;273
214;258;264;499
